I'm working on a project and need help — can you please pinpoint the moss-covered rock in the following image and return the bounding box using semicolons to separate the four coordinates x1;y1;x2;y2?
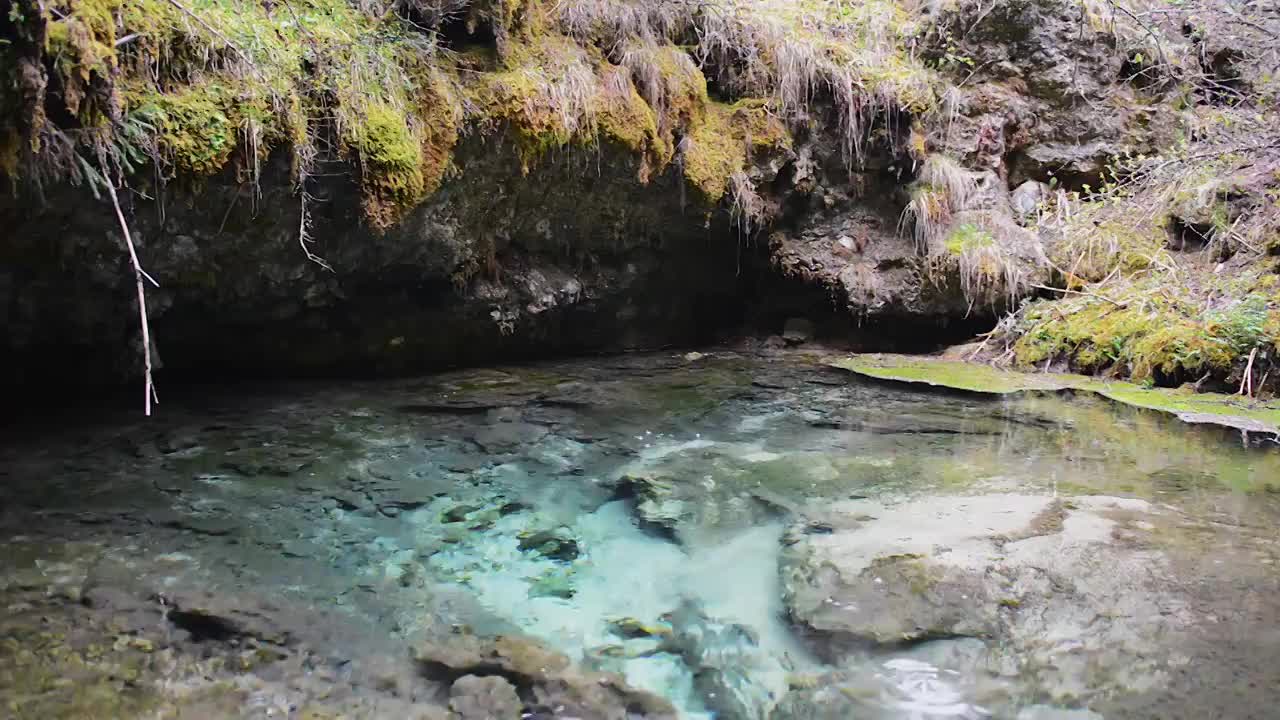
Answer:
354;102;428;228
44;0;120;121
682;100;790;205
1011;274;1277;383
126;78;261;177
464;32;671;179
829;353;1280;434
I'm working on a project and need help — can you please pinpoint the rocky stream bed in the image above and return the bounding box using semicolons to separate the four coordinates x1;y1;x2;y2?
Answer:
3;349;1279;719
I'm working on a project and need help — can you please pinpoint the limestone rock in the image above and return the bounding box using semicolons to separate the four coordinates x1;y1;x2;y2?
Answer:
613;473;783;542
769;682;862;720
449;675;523;719
1017;707;1105;720
469;421;550;455
415;632;571;684
1011;180;1049;224
781;494;1192;702
414;630;678;719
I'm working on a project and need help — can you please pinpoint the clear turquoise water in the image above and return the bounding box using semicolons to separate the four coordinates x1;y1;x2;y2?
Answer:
2;351;1278;718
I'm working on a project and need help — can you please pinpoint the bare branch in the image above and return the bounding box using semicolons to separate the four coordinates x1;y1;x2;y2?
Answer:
104;175;159;416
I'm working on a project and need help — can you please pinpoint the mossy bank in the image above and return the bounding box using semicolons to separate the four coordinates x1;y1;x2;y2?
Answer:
2;0;1278;400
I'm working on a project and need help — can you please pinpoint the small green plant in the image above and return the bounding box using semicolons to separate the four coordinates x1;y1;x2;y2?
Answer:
1210;295;1269;354
945;223;993;255
899;154;975;254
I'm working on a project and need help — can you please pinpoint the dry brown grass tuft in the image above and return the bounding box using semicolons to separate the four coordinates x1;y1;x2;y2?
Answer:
899;154;977;254
554;0;937;167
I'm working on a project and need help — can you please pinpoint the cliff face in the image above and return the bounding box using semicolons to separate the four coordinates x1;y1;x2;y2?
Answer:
2;0;1277;394
3;135;757;384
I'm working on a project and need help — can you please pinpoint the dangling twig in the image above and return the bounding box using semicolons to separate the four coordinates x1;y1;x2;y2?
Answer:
298;191;334;272
1239;347;1258;398
104;179;159;416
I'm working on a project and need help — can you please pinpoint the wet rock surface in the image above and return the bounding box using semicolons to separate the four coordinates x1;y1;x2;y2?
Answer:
449;675;522;719
781;494;1190;703
2;351;1279;718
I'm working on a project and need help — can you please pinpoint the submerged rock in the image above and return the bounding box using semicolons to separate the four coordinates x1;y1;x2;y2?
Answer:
449;675;523;719
658;600;790;720
781;494;1192;703
770;682;864;720
470;421;550;455
527;567;576;599
517;529;580;561
612;469;787;543
789;550;1000;646
414;630;678;719
1017;707;1105;720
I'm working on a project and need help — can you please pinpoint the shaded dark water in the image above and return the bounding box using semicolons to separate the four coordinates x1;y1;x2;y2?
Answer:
2;350;1278;718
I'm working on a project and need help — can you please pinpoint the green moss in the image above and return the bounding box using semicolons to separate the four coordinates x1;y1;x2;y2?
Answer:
108;0;455;225
645;45;710;129
1266;310;1280;353
15;0;936;231
353;103;426;230
44;0;121;122
831;354;1075;395
465;32;673;178
728;98;791;150
721;0;939;118
466;35;592;169
945;223;994;255
864;56;939;114
127;79;248;176
681;99;789;204
682;104;743;204
467;0;543;57
1013;271;1276;382
829;353;1280;433
410;68;462;197
595;68;671;182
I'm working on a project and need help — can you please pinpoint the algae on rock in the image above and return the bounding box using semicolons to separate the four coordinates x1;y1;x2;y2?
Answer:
829;353;1280;435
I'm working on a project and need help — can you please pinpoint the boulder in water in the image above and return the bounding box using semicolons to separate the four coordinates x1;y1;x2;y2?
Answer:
780;494;1193;703
449;674;522;719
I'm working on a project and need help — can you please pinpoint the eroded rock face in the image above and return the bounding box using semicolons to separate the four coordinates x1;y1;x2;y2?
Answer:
925;0;1175;188
1;138;761;390
0;0;1185;394
781;494;1192;703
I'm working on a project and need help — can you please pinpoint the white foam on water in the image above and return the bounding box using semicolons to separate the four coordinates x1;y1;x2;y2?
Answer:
523;501;688;648
638;438;716;461
416;496;815;717
876;658;991;719
735;411;786;433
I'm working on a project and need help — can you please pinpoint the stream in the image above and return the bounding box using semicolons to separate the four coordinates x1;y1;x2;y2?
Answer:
2;350;1279;719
